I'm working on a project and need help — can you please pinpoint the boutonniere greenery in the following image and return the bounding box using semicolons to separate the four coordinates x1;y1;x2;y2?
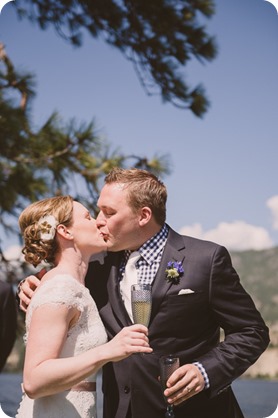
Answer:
165;261;184;284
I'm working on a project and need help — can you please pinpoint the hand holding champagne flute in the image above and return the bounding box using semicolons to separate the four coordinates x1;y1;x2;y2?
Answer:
131;284;152;326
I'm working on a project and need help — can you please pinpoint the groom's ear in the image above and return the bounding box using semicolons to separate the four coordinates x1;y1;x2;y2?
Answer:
138;207;152;226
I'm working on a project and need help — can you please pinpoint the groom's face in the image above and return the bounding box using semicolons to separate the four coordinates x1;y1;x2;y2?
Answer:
96;183;142;251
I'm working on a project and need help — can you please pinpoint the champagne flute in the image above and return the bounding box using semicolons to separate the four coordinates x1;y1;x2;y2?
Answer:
159;355;180;418
131;284;152;326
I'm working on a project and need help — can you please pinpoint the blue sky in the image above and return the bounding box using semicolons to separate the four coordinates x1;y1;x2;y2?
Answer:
1;0;278;252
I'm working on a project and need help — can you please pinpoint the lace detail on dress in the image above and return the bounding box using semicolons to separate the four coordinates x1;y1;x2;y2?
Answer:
17;274;108;418
27;274;85;313
24;275;85;343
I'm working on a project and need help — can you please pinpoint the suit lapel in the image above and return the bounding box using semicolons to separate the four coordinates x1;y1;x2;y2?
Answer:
150;228;186;323
106;228;186;327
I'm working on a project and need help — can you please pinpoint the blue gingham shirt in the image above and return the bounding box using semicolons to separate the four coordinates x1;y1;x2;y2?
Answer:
119;223;210;389
119;223;169;285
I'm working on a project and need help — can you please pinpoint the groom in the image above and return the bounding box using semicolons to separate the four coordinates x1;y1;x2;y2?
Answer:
19;167;269;418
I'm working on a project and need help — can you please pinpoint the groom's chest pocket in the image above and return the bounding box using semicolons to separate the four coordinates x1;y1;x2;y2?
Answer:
162;291;208;332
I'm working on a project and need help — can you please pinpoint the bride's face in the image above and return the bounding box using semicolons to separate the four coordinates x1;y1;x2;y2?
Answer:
69;201;107;254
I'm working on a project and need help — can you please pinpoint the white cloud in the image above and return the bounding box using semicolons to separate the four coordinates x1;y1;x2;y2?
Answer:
179;221;274;251
266;195;278;230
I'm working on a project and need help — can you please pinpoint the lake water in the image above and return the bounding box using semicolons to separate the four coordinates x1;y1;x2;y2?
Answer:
0;373;277;418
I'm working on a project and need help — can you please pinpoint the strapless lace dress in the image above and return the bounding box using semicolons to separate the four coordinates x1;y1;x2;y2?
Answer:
16;274;107;418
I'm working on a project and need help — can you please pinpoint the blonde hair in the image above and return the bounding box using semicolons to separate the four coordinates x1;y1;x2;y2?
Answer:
19;195;73;267
105;168;167;225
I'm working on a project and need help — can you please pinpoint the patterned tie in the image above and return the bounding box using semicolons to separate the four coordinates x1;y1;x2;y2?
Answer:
120;251;141;320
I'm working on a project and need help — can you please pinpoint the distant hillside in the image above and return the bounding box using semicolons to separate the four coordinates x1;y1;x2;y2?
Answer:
231;246;278;326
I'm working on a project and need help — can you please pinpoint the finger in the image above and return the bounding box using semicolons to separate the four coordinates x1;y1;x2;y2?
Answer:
167;364;202;390
27;276;41;289
166;375;200;396
165;376;192;398
168;379;204;405
128;324;149;334
130;345;153;354
166;367;189;389
131;330;150;340
118;328;149;341
19;294;29;312
167;386;193;405
19;302;27;313
21;283;35;299
122;329;150;343
172;387;200;406
128;334;150;346
120;339;152;354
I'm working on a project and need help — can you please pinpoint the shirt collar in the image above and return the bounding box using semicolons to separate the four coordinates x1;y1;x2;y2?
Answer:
125;224;169;265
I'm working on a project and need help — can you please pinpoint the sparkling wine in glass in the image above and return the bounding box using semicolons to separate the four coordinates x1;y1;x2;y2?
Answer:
131;284;152;326
159;355;180;418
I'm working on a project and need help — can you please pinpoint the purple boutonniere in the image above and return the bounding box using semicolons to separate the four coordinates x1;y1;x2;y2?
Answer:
165;261;184;284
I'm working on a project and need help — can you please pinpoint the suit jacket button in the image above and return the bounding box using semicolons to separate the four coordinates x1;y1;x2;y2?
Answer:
124;386;130;394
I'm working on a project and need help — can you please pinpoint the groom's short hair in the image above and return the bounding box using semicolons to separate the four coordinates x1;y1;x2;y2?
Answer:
105;168;167;225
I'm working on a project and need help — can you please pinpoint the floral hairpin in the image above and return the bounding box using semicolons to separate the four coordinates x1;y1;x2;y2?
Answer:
165;261;184;284
38;215;58;241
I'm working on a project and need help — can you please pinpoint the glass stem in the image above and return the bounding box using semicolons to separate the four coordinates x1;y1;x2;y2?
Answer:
165;404;175;418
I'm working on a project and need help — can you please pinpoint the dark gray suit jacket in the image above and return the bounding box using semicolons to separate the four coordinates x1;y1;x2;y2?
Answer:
86;227;269;418
0;281;17;372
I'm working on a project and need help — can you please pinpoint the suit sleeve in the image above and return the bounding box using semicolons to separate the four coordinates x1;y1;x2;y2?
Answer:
196;245;270;398
0;283;18;371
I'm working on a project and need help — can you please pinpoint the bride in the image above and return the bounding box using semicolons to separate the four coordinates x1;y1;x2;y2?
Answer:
16;195;152;418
